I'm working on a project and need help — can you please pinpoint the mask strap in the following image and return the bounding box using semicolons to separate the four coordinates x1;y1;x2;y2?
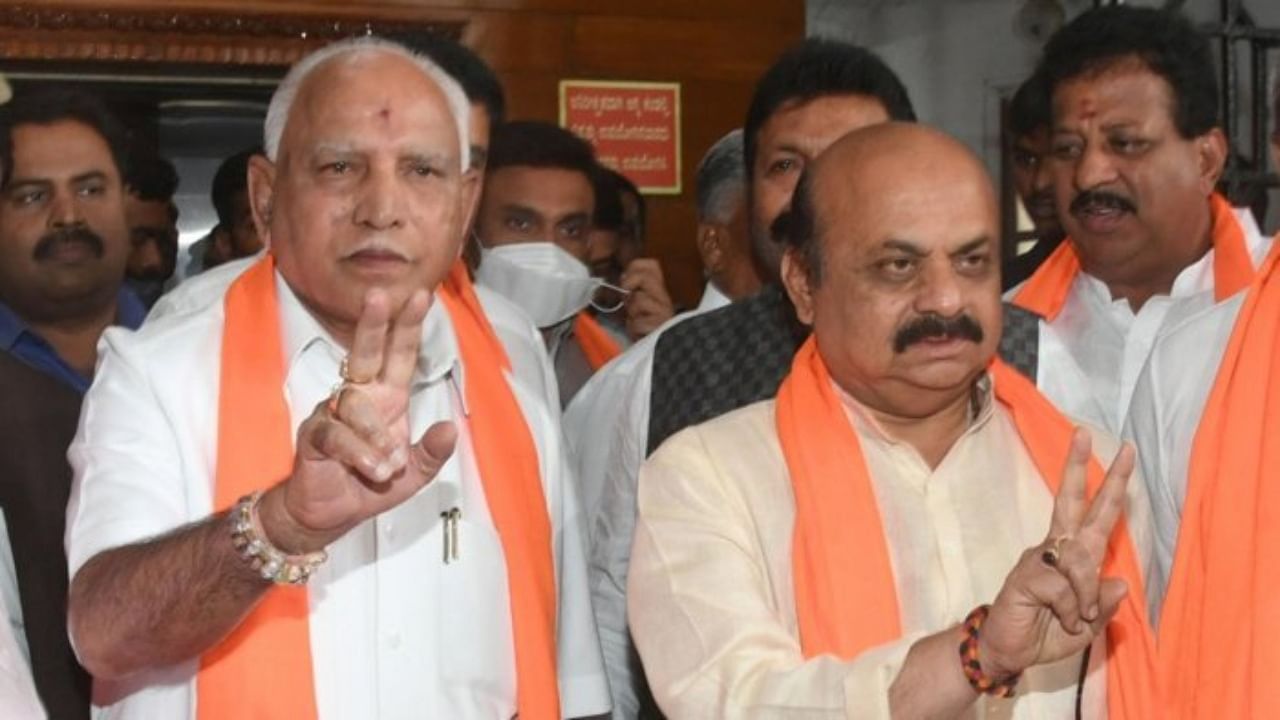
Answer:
590;282;631;314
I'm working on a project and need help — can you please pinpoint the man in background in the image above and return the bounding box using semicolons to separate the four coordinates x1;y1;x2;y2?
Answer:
1003;71;1064;289
122;147;179;308
0;86;137;718
691;129;763;310
1010;6;1271;434
583;39;917;716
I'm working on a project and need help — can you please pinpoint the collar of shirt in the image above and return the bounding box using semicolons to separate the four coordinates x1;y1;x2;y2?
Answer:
696;281;732;313
1076;206;1267;318
0;287;146;392
274;272;464;401
833;373;996;455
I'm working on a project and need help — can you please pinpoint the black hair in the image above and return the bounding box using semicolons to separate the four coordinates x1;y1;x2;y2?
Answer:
124;145;179;203
411;35;506;127
211;146;260;228
1008;71;1051;139
1039;6;1218;139
592;166;626;231
743;37;916;181
0;87;129;187
776;171;822;285
486;120;597;177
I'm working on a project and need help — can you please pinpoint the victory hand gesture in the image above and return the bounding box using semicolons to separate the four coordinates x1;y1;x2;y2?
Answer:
978;428;1133;679
261;288;458;554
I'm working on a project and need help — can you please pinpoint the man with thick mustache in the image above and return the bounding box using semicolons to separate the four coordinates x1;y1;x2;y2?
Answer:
628;123;1157;718
0;88;141;718
0;89;143;391
1010;6;1271;434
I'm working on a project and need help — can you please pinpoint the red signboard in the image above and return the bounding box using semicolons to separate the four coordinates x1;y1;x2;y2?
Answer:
559;80;682;195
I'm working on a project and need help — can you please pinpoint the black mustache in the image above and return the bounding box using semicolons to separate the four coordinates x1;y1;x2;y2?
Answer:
893;313;985;353
33;226;104;261
1069;190;1136;216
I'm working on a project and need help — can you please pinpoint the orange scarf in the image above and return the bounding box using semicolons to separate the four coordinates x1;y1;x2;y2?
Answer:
1158;238;1280;718
198;256;560;719
776;338;1157;717
1014;194;1255;321
572;312;622;371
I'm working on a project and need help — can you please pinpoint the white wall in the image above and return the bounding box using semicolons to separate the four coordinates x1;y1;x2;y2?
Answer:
807;0;1279;231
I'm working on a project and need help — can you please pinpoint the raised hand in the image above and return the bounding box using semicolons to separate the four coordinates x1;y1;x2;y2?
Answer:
620;258;675;340
978;428;1134;679
260;288;458;554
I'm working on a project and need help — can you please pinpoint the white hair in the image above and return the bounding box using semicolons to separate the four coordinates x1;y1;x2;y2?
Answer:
263;36;471;171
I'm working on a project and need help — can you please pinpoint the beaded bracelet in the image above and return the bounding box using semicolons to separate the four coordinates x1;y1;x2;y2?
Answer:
958;604;1020;698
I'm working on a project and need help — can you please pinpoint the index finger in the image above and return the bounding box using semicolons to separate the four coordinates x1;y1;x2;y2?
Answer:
1078;442;1135;556
345;289;392;383
620;258;660;289
380;289;431;388
1049;427;1091;538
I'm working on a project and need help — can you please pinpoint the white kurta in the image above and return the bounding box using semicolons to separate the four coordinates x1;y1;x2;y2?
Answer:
65;272;608;719
1020;207;1270;435
629;382;1155;719
562;280;730;718
1123;291;1246;625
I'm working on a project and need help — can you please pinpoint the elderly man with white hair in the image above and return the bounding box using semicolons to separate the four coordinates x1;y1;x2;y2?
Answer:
63;37;609;719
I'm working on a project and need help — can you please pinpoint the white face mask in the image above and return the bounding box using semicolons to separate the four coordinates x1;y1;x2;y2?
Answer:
474;242;626;328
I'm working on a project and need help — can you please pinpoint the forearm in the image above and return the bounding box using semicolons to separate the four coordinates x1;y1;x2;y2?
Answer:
888;625;979;720
68;510;269;679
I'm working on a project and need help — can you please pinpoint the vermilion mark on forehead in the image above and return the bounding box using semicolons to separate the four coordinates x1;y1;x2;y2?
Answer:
1071;96;1097;121
378;105;392;122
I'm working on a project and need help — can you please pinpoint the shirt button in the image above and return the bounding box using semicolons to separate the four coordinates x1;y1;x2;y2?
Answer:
387;634;401;649
382;521;395;538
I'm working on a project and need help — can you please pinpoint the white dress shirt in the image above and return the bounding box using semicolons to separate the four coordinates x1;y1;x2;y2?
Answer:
628;383;1154;719
694;281;731;314
1020;208;1269;435
66;272;608;719
149;255;562;415
1123;291;1246;625
561;280;729;717
0;590;43;719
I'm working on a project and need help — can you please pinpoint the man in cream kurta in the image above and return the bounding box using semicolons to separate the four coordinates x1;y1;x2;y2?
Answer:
631;382;1149;718
1010;7;1271;435
628;124;1156;719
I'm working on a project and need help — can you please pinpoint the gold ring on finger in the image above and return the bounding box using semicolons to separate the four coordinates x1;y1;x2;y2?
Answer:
340;357;375;385
1041;534;1070;567
327;382;355;417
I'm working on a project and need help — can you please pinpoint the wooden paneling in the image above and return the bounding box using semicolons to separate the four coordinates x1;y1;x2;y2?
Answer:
0;0;804;305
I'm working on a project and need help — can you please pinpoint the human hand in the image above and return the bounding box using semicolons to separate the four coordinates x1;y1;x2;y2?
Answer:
978;428;1133;679
261;288;458;553
620;258;675;339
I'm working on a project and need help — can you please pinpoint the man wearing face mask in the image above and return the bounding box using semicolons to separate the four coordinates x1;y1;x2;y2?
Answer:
474;120;628;406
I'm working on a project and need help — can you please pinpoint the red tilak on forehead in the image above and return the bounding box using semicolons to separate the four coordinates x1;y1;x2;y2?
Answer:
378;105;392;122
1071;96;1097;120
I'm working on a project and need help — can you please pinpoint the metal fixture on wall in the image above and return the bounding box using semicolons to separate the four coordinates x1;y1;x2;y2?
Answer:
1212;0;1279;211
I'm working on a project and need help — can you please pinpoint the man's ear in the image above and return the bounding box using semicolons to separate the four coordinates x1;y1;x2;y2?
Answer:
246;154;277;249
696;222;725;275
780;247;816;326
1197;127;1228;193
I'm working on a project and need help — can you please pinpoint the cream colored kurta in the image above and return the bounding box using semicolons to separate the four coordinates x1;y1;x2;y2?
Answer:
628;380;1154;719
